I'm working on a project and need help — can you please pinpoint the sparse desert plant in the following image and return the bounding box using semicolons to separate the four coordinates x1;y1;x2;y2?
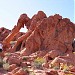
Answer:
22;67;28;71
3;56;8;64
33;57;45;69
60;63;73;72
30;71;35;75
4;52;11;56
53;66;60;70
22;56;28;61
50;62;60;69
3;63;10;70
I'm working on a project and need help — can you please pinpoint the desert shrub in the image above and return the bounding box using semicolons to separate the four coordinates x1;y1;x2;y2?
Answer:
33;57;45;69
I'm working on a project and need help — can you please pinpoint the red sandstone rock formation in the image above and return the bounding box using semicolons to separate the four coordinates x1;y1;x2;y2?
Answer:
10;11;47;52
3;14;30;44
0;11;75;75
21;14;75;56
0;27;10;41
0;27;24;42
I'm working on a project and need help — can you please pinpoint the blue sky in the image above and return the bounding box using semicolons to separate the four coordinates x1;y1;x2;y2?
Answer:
0;0;74;32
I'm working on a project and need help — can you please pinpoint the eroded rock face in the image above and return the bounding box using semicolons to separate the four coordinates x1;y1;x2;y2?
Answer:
12;32;25;41
0;11;75;55
0;27;24;42
28;11;47;31
0;27;10;41
23;14;75;56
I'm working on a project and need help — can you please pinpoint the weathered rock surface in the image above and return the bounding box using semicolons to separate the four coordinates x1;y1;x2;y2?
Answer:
46;69;58;75
0;27;10;41
22;13;75;56
0;27;24;41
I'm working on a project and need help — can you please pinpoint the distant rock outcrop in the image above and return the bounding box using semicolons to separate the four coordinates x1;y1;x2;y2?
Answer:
0;27;10;41
0;27;24;41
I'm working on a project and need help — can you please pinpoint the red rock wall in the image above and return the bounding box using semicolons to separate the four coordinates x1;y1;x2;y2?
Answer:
24;14;75;55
